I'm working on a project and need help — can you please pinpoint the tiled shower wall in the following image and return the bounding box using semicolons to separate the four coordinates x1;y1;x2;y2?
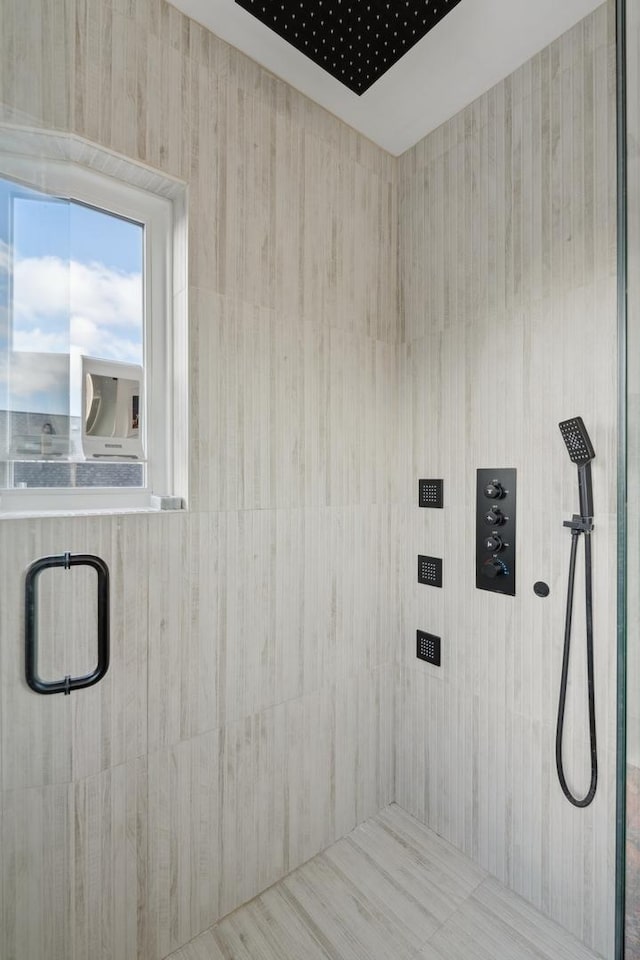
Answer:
0;1;620;959
0;2;398;958
396;4;617;957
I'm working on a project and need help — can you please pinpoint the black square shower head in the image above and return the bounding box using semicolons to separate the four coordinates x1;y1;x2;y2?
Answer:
559;417;595;466
235;0;464;95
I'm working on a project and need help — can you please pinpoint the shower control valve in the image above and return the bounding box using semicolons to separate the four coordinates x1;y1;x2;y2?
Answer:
485;534;506;553
481;559;507;579
476;468;516;595
484;480;505;499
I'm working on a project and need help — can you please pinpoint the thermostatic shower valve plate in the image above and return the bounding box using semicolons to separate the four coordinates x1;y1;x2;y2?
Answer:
475;468;517;596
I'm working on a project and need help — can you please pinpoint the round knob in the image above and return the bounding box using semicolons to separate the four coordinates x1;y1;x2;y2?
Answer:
485;534;505;553
482;559;504;579
484;480;504;500
484;507;505;526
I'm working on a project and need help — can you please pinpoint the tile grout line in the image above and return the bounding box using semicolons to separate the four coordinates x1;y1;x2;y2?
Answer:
406;874;490;959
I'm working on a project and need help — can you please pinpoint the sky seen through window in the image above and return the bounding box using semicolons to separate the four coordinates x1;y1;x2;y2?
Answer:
0;175;143;419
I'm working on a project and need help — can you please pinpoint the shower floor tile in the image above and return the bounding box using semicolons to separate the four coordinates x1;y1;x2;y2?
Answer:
626;763;640;955
167;803;603;960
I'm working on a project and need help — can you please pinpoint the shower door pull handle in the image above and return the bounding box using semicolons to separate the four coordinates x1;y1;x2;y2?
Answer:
25;552;110;695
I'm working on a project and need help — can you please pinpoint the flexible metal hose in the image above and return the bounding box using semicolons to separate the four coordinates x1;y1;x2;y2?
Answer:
555;529;597;807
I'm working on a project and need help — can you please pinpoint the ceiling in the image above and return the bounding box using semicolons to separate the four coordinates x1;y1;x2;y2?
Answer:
232;0;466;95
171;0;604;156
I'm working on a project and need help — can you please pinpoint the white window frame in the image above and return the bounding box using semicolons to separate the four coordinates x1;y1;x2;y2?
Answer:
0;131;188;515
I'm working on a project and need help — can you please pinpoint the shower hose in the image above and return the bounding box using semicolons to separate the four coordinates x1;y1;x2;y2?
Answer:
555;524;597;808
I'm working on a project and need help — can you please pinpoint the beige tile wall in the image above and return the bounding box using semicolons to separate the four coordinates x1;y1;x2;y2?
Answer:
396;4;617;957
0;0;619;958
0;0;398;957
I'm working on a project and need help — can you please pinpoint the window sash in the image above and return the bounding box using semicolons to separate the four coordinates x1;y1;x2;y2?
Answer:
0;153;175;513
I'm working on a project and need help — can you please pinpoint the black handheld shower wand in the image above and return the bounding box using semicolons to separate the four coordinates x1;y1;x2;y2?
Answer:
556;417;597;808
559;417;595;520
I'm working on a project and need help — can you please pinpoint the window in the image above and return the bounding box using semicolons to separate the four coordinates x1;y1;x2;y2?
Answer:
0;134;187;513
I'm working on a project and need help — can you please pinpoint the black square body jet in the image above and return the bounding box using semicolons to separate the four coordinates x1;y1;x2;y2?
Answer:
235;0;464;95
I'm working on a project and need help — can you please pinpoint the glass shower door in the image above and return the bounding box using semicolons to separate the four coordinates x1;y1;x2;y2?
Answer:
623;0;640;954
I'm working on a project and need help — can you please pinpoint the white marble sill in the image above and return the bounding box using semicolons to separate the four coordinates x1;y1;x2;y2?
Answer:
0;508;186;521
0;495;186;520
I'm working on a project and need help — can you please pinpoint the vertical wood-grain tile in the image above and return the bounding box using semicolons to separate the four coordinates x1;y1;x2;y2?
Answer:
147;511;192;752
73;757;148;960
70;515;149;782
1;515;147;790
397;6;616;955
148;730;219;958
1;519;72;790
1;783;74;960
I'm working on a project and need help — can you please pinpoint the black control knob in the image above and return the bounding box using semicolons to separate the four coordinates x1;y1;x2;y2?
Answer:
484;506;505;526
482;560;504;579
485;534;505;553
484;480;505;499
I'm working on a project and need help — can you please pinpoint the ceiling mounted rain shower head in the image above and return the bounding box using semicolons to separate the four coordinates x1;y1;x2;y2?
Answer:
234;0;465;95
559;417;595;466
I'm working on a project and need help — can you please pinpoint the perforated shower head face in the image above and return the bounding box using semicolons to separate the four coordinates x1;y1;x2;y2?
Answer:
559;417;595;465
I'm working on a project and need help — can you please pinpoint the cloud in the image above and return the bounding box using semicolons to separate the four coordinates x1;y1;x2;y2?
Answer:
70;314;142;364
0;350;69;414
3;255;143;415
13;327;68;354
12;255;143;362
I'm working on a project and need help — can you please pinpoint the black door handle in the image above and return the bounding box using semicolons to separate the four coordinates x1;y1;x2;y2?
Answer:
25;552;110;695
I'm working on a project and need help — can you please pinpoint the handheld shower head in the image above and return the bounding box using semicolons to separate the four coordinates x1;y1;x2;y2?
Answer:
559;417;595;520
556;415;598;807
559;417;595;466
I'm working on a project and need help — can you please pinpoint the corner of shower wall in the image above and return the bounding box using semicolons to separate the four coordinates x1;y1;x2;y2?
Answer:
394;3;618;956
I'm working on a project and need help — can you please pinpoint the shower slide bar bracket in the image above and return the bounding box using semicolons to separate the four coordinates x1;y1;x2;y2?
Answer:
563;514;594;534
25;552;110;695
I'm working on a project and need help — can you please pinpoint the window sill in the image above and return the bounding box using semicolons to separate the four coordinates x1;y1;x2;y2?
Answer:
0;492;185;519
